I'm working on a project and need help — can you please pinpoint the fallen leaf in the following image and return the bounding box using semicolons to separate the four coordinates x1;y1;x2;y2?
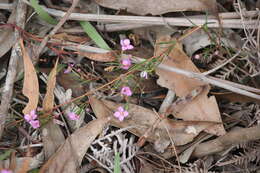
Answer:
155;36;225;136
41;59;65;159
95;0;216;15
89;97;218;147
20;39;39;115
52;33;89;43
78;51;117;62
42;59;58;112
39;117;109;173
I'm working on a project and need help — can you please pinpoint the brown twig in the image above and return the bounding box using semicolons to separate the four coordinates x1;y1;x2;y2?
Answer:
0;0;27;139
192;125;260;158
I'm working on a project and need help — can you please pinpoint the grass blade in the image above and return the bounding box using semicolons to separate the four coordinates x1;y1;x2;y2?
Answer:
80;21;111;50
113;152;121;173
30;0;58;25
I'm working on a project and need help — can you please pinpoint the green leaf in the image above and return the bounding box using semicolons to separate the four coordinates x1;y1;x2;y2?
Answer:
0;149;12;161
113;152;121;173
80;21;111;50
30;0;58;25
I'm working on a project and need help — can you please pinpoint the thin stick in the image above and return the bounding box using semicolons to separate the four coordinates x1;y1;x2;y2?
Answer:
41;7;259;29
0;0;27;138
192;125;260;157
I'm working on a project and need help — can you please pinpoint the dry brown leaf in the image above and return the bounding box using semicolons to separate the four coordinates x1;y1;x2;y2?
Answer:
41;59;65;159
39;117;109;173
78;51;117;62
20;39;39;115
42;59;58;112
89;97;217;147
95;0;216;15
52;33;89;43
155;36;225;136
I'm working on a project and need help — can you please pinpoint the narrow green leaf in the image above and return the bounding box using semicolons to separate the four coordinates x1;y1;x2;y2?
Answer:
0;149;12;161
113;152;121;173
80;21;111;50
30;0;58;25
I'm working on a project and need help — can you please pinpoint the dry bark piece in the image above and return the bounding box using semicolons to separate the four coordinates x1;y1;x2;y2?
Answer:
20;39;39;115
95;0;217;15
40;117;109;173
89;97;218;147
155;36;225;136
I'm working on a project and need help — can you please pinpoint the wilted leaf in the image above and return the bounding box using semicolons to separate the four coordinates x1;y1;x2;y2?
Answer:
52;33;90;43
155;36;225;136
89;97;218;147
41;60;65;159
39;117;109;173
78;51;117;62
95;0;217;15
42;59;58;112
20;39;39;115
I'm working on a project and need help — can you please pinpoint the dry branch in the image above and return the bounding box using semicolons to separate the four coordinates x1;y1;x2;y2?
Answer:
192;125;260;157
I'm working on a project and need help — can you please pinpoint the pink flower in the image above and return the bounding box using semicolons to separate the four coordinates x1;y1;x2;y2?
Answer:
29;120;40;129
114;106;129;121
121;58;132;70
0;169;12;173
194;54;200;59
67;112;80;120
24;110;37;122
120;39;134;51
64;63;74;74
120;86;132;96
140;71;148;79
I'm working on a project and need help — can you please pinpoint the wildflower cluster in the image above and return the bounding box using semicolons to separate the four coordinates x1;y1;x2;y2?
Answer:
24;110;40;129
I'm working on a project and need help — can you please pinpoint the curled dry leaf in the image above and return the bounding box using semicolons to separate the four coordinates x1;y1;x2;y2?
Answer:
42;59;58;112
95;0;217;15
155;35;225;136
42;59;65;159
77;51;117;62
20;39;39;115
40;117;109;173
89;96;218;147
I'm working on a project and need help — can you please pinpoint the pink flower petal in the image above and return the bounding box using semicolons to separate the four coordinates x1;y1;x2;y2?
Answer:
118;116;124;121
0;169;13;173
68;112;80;120
123;111;129;117
29;120;40;129
117;106;124;112
114;111;121;118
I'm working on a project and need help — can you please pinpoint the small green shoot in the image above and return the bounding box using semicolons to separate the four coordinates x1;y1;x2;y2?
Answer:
30;0;58;25
80;21;111;50
114;152;121;173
